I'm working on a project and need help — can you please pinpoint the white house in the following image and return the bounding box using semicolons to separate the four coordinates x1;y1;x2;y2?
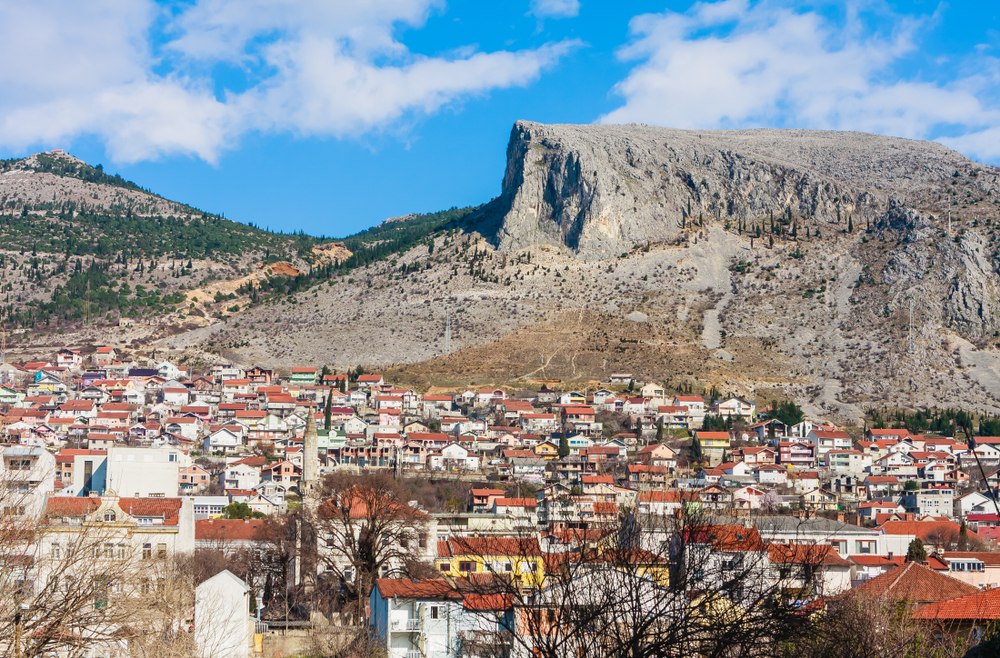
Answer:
195;570;254;658
808;429;853;459
441;443;479;471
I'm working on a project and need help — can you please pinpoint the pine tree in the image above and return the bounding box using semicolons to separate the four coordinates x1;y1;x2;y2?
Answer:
906;538;927;563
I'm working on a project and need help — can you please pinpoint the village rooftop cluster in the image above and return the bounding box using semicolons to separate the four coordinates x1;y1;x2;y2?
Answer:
5;348;1000;657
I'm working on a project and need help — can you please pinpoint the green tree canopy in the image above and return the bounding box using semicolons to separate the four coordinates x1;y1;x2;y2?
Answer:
906;538;927;563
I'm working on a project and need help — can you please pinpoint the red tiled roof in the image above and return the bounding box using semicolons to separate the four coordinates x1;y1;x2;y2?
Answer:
495;498;538;508
848;562;979;603
45;497;183;525
914;587;1000;620
376;578;458;600
768;544;852;566
438;537;542;558
195;519;267;541
878;520;962;543
462;593;512;611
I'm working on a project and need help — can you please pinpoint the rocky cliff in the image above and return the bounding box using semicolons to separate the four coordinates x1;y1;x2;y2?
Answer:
478;121;990;260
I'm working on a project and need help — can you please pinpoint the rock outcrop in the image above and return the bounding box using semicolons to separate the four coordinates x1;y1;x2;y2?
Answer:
477;121;990;261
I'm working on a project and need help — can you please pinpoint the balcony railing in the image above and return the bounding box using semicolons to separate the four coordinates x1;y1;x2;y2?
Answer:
390;619;423;632
405;651;423;658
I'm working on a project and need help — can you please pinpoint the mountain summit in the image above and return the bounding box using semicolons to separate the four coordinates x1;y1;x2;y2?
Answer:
475;121;978;260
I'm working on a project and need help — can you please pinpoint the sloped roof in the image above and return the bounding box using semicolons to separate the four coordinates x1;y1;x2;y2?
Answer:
768;544;853;566
878;520;962;543
196;519;267;541
375;578;458;600
438;536;542;558
914;587;1000;620
848;562;979;604
45;496;183;525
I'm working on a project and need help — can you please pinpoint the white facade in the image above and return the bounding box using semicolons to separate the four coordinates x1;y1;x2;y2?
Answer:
106;446;185;498
195;570;253;658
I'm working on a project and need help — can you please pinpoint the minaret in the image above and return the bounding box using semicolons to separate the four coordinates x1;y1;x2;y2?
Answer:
301;410;319;514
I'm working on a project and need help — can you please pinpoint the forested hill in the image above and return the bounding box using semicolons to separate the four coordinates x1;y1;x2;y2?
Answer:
0;150;476;343
0;151;316;261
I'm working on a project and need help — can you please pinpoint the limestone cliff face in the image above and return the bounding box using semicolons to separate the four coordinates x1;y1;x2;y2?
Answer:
480;121;977;261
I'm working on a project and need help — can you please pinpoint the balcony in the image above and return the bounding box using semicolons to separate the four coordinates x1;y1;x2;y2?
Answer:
390;618;423;632
406;652;423;658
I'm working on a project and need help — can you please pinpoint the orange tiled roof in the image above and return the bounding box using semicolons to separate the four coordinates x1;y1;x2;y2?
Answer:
848;562;978;604
914;586;1000;620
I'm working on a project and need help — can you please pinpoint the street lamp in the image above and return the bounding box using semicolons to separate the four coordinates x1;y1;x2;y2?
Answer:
14;602;29;658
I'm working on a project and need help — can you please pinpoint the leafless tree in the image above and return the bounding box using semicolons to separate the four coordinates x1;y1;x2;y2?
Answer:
314;472;436;623
782;591;970;658
456;507;831;658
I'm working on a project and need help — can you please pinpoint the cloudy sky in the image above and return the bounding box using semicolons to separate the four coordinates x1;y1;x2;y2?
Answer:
1;0;998;236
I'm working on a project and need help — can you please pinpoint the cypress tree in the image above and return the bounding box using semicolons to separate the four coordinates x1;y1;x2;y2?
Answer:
324;389;333;430
848;215;854;233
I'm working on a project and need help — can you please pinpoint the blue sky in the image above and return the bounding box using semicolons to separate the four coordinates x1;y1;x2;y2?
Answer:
1;0;998;237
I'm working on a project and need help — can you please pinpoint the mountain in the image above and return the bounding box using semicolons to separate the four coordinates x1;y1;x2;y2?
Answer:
0;150;322;339
7;126;1000;425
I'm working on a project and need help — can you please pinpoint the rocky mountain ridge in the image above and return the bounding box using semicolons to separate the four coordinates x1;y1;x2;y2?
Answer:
7;127;1000;424
476;121;989;260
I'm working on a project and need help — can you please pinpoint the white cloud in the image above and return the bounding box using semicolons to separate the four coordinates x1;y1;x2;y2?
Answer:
0;0;576;163
601;0;1000;159
530;0;580;20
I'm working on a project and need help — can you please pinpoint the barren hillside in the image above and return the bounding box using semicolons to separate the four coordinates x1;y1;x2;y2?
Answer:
7;125;1000;424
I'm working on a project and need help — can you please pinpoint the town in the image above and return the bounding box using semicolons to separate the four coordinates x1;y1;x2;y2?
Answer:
2;348;1000;657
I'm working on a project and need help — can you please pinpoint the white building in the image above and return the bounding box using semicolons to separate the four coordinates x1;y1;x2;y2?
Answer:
106;446;186;498
195;569;254;658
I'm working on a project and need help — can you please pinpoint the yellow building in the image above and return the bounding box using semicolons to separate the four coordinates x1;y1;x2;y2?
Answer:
436;536;546;589
534;441;560;460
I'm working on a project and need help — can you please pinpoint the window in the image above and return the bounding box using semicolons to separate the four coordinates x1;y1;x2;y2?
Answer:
157;543;167;560
103;510;116;522
51;544;61;559
459;561;475;573
430;606;439;620
143;544;152;560
856;541;875;555
438;563;449;572
418;532;427;549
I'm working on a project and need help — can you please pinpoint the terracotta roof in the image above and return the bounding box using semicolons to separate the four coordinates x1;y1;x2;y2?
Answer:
375;578;458;600
939;552;1000;566
45;497;183;525
848;562;979;604
878;520;963;543
768;544;853;566
639;490;696;503
438;536;542;558
914;587;1000;620
849;555;906;567
685;524;765;552
195;519;267;541
494;498;538;508
470;488;505;497
462;593;513;610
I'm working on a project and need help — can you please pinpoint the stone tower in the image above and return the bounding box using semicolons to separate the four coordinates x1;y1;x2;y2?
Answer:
301;410;319;513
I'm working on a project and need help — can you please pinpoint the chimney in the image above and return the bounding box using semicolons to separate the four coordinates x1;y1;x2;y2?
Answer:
837;512;845;523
